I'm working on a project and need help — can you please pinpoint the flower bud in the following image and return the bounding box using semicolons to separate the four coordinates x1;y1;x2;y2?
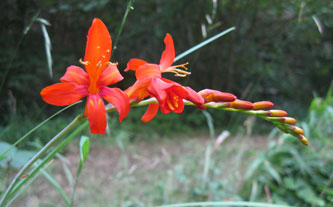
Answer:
198;89;236;103
287;125;304;134
267;110;288;117
227;99;254;110
298;134;309;146
253;101;274;110
281;117;297;124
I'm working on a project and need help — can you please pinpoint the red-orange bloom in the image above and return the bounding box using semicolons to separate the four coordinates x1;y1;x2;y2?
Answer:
40;18;130;134
125;34;204;122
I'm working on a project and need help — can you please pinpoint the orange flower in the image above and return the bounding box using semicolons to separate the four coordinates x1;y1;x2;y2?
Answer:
125;34;204;122
40;18;130;134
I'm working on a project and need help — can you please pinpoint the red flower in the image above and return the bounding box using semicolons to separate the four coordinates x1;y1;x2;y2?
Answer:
125;34;204;122
40;18;130;134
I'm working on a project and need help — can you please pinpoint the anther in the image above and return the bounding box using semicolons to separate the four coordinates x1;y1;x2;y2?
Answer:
79;59;89;65
163;62;191;77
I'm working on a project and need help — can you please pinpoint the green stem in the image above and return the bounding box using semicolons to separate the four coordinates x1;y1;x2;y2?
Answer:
111;0;135;59
8;121;89;201
0;115;85;206
0;101;81;161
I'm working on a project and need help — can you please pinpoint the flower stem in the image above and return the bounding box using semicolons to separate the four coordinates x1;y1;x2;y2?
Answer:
0;115;85;206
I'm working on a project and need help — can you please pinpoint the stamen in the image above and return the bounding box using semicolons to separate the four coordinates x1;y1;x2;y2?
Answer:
79;59;89;65
173;96;179;108
162;62;191;77
167;99;175;110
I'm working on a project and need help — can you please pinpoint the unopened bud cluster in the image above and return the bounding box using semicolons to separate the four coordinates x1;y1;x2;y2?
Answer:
198;89;309;146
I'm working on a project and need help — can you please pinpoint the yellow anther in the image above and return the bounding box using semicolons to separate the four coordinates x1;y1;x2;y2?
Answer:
163;62;191;77
106;49;110;53
97;45;101;49
167;99;175;110
79;59;89;65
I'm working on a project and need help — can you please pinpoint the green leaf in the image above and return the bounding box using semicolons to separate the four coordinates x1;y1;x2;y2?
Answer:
296;186;325;206
79;136;90;163
39;166;71;205
264;162;282;184
174;27;236;62
39;18;53;79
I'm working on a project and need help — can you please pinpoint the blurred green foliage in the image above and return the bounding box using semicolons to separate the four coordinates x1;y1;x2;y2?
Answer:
242;84;333;206
1;0;332;142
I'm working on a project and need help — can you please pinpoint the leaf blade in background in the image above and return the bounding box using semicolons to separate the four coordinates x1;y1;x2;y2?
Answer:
79;135;90;163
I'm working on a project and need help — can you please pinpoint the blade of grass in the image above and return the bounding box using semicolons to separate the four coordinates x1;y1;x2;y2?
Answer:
156;201;293;207
174;27;236;62
0;101;82;161
69;136;90;207
4;162;44;207
0;116;87;206
111;0;135;59
38;18;53;79
40;166;71;206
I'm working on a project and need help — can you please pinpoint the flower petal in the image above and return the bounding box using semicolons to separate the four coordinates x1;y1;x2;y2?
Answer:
60;65;89;85
125;78;151;100
184;86;205;105
100;87;130;122
84;18;112;77
125;58;147;72
98;64;123;87
141;104;159;122
40;83;88;106
87;94;106;134
135;64;162;80
159;33;175;71
148;78;188;114
149;78;188;103
198;89;236;103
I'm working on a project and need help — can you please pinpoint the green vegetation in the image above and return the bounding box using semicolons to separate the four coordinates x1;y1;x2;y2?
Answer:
242;85;333;206
1;0;332;206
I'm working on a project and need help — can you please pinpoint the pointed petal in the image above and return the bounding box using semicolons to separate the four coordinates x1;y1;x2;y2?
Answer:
125;78;151;100
100;87;130;122
60;65;89;85
149;78;188;102
125;58;147;72
135;64;161;80
184;87;205;105
159;33;175;71
40;83;88;106
87;94;106;134
141;104;159;122
84;18;112;77
98;64;123;86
